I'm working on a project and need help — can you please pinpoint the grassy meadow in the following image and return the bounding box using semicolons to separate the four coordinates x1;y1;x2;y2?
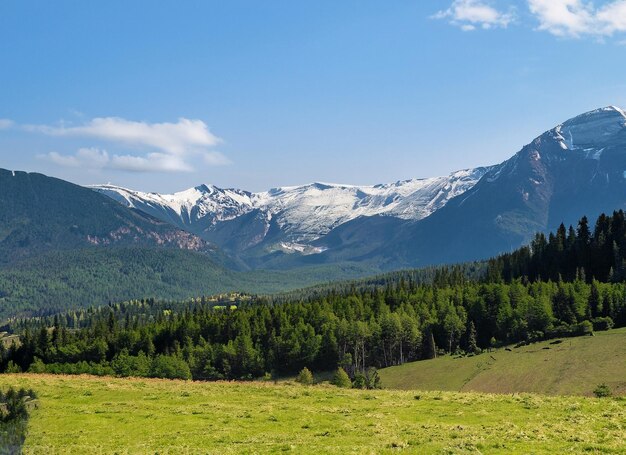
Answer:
379;327;626;396
0;374;625;454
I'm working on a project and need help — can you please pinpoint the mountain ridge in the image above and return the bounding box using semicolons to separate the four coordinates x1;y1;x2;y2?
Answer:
92;167;493;257
91;105;626;270
0;168;229;266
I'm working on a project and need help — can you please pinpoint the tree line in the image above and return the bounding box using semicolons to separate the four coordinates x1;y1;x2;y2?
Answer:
1;278;624;381
488;210;626;283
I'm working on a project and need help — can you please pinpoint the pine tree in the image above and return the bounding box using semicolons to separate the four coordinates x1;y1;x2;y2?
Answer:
424;328;437;359
467;321;479;354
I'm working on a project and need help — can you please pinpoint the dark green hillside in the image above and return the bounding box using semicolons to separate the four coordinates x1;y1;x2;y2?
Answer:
0;168;215;264
0;247;376;320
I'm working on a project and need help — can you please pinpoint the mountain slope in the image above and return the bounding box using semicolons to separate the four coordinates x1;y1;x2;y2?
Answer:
0;169;222;265
0;247;379;319
301;106;626;268
386;106;626;266
91;107;626;271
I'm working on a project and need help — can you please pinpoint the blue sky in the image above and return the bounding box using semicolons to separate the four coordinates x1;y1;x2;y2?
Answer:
1;0;626;192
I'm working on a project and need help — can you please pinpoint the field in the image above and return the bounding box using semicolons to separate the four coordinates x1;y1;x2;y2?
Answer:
0;374;625;454
379;327;626;396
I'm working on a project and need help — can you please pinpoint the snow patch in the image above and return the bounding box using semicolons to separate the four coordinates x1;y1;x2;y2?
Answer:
587;148;605;160
279;242;328;255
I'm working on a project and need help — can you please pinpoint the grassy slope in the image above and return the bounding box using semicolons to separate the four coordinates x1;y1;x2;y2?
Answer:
379;327;626;396
0;374;625;454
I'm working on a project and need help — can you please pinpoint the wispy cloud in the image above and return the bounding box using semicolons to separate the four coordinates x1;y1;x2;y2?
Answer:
432;0;514;31
39;148;202;173
27;116;229;173
26;117;220;155
0;119;14;130
43;148;110;168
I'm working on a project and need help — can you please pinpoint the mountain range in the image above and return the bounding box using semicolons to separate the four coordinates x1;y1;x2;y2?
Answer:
92;105;626;270
1;105;625;317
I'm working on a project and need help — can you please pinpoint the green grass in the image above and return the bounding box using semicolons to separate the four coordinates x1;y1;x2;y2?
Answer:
0;374;625;454
380;327;626;396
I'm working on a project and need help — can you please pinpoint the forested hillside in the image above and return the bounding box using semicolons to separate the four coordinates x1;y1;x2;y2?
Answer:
0;247;376;320
0;169;216;263
2;211;625;382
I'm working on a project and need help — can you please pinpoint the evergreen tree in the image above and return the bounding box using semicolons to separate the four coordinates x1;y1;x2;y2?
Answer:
295;367;314;385
466;321;479;354
332;367;352;388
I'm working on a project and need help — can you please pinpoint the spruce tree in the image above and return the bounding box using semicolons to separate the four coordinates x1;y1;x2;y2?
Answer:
467;321;479;354
424;328;437;359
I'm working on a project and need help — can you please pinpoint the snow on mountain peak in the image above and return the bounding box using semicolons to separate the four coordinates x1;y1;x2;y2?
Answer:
553;106;626;153
92;167;491;244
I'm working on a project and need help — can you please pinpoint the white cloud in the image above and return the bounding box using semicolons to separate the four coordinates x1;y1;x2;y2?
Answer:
528;0;626;37
433;0;626;39
433;0;514;30
110;153;193;173
38;147;223;173
0;119;14;130
596;0;626;34
28;116;228;173
41;148;110;169
26;117;220;155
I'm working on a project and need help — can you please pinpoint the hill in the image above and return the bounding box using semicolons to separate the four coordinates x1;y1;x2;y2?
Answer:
0;168;224;265
0;247;376;319
1;374;624;454
379;327;626;396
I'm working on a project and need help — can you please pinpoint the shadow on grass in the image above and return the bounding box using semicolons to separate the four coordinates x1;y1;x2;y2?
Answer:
0;387;38;455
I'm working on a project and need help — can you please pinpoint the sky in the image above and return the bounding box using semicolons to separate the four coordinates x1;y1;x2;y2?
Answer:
1;0;626;193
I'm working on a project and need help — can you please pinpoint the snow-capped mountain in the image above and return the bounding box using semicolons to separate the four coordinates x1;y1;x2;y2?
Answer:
92;167;491;251
93;106;626;270
361;105;626;267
